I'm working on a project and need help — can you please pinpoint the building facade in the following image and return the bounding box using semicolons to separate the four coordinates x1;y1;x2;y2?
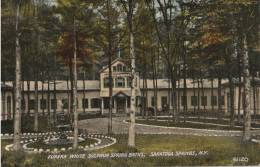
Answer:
1;59;260;120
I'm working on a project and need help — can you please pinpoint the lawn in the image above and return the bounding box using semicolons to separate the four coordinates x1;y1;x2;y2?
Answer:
156;117;260;128
135;120;243;131
1;135;260;166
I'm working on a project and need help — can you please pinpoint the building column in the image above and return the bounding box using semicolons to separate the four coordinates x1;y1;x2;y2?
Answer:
125;97;128;113
1;93;5;120
101;98;104;115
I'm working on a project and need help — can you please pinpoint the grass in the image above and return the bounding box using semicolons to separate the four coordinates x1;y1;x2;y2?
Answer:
2;135;260;166
135;120;243;131
27;138;97;149
1;117;60;134
156;117;260;128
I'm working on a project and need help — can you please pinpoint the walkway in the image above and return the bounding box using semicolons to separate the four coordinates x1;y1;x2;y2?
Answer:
78;116;260;137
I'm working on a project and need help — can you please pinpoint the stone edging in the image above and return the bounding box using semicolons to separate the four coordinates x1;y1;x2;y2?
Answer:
4;134;117;154
123;120;243;133
137;118;260;130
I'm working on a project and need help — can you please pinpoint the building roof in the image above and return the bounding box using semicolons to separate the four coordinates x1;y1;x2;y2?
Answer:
4;80;100;91
99;58;123;73
4;77;259;92
1;83;13;90
140;78;229;89
221;78;260;87
100;90;141;97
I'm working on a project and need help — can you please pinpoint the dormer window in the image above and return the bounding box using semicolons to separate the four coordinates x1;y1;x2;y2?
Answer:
117;64;122;71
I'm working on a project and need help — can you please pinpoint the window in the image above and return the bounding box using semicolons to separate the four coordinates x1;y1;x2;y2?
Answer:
51;99;57;110
7;96;11;112
151;97;157;106
40;99;46;110
113;66;117;72
104;78;109;88
91;98;100;108
141;97;147;107
201;96;207;106
116;77;125;88
181;96;187;106
82;98;88;109
123;66;126;71
103;77;113;88
21;99;25;110
104;97;109;109
219;96;225;106
62;99;68;109
29;100;35;110
127;77;131;88
191;96;197;106
117;64;122;71
161;96;167;108
211;96;217;106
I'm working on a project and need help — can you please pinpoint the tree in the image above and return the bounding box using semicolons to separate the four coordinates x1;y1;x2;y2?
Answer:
72;16;78;149
121;0;137;148
13;0;22;151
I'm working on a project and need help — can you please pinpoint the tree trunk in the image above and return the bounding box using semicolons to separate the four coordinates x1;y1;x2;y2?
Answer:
128;0;136;148
168;69;171;123
193;76;196;114
34;30;39;132
201;75;206;119
53;55;57;126
252;76;256;117
12;81;16;120
228;68;235;128
142;43;145;119
171;68;178;123
107;0;113;134
211;78;214;116
237;49;242;123
197;78;200;119
242;34;251;142
145;70;148;121
183;64;187;122
67;79;70;116
13;0;22;151
152;48;157;121
21;77;25;126
83;68;86;113
73;17;78;149
27;80;30;116
47;78;50;116
41;80;44;116
69;62;73;127
217;76;222;120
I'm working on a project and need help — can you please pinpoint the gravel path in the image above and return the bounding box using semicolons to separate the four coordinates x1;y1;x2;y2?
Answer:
78;117;260;137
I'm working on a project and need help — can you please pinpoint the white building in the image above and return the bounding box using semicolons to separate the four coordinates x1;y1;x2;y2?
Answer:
1;58;260;120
